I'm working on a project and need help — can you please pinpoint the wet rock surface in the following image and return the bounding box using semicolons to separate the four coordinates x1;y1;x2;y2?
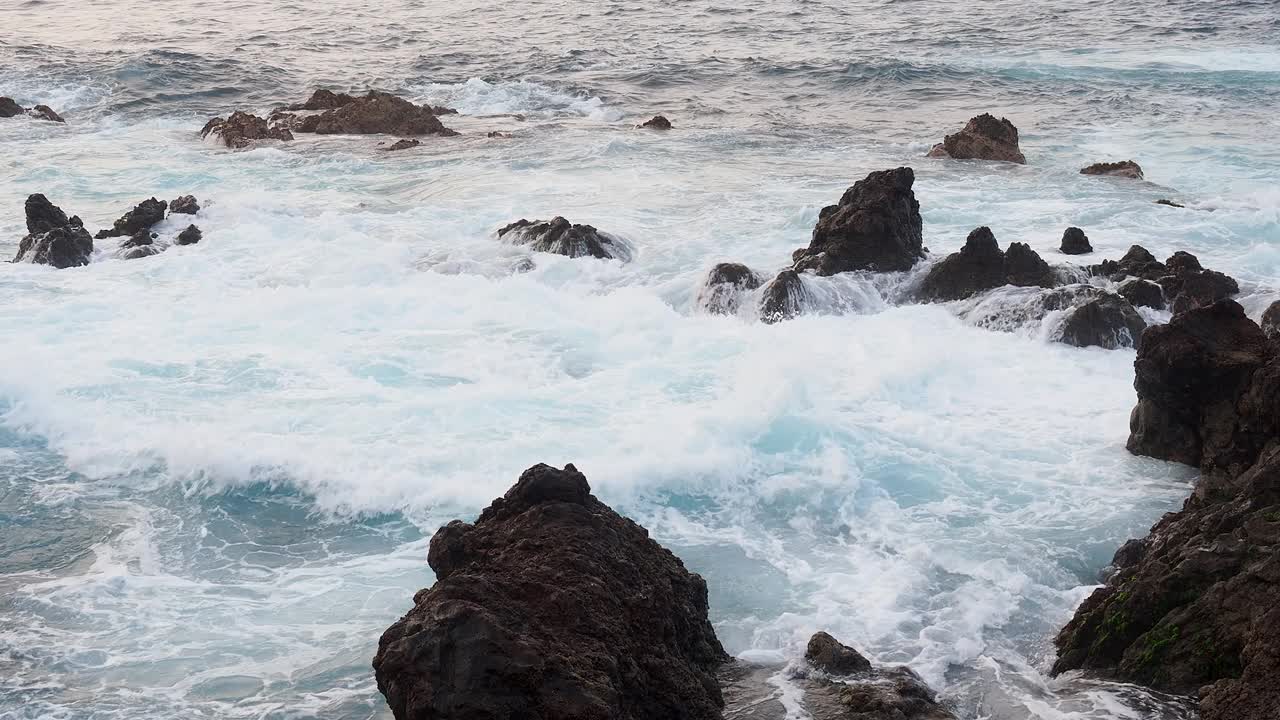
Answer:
0;98;64;122
295;91;457;137
201;111;294;148
793;167;924;275
1263;301;1280;341
639;115;673;130
697;262;763;315
917;227;1054;302
373;463;730;720
1117;278;1166;310
1055;292;1147;350
1080;160;1144;179
1060;226;1093;255
497;217;633;261
1054;305;1280;720
12;194;93;269
169;195;200;215
95;198;168;239
176;225;203;246
926;114;1026;164
759;269;810;324
0;97;22;118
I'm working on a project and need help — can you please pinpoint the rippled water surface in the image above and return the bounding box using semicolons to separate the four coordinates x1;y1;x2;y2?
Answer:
2;0;1278;718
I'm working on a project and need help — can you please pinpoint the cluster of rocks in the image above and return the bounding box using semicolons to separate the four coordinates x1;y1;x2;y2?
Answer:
374;463;955;720
201;90;458;149
1053;299;1280;720
496;216;634;263
0;97;65;123
10;194;204;267
1090;245;1239;314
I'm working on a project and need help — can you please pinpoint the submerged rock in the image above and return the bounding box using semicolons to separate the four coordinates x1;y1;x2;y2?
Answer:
373;463;730;720
639;115;673;130
917;227;1054;302
926;114;1026;164
1155;199;1186;208
497;217;633;261
1263;301;1280;341
118;230;163;260
0;98;64;123
1080;160;1144;179
201;111;294;148
759;269;809;324
1055;292;1147;350
176;225;202;245
696;262;763;315
296;91;457;137
1060;227;1093;255
1117;278;1166;310
793;167;924;275
1055;301;1280;720
29;105;65;123
12;195;93;269
385;139;421;151
0;97;23;118
96;198;168;239
169;195;200;215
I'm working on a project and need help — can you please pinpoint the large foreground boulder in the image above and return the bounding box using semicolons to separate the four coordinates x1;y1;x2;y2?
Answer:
916;226;1054;302
497;217;633;261
11;194;93;268
792;167;924;275
1053;302;1280;720
1080;160;1144;179
926;114;1026;164
373;463;730;720
296;91;457;136
201;111;294;148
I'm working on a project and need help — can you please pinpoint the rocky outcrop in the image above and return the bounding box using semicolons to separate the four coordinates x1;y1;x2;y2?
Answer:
176;225;202;245
1091;245;1167;282
926;114;1026;164
1060;227;1093;255
11;194;93;268
285;89;357;111
1054;301;1280;720
1118;278;1166;310
497;217;633;261
1080;160;1144;179
373;463;730;720
0;97;22;118
0;98;64;123
1056;292;1147;350
639;115;672;130
697;263;763;315
118;230;162;260
169;195;200;215
1091;247;1238;314
201;111;294;148
29;105;64;123
1165;268;1240;315
793;167;924;275
385;139;421;151
916;227;1054;302
1263;301;1280;341
96;198;168;239
759;269;809;324
296;91;457;137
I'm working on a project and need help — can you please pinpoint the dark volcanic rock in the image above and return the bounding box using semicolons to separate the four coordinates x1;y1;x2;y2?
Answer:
793;167;924;275
639;115;673;130
0;97;23;118
1056;292;1147;350
1054;301;1280;720
926;114;1026;164
12;195;93;269
1263;301;1280;341
29;105;65;123
1152;251;1239;315
1155;199;1186;208
497;217;633;261
296;91;457;137
169;195;200;215
805;632;872;675
917;227;1054;302
201;111;294;148
759;269;809;324
176;225;203;245
1060;227;1093;255
96;198;168;239
373;463;730;720
696;262;763;315
385;139;421;151
1090;245;1168;283
1080;160;1144;179
285;89;358;111
118;230;163;259
1117;278;1166;310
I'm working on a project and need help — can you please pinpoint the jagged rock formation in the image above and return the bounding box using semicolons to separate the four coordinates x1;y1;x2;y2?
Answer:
96;198;168;239
295;91;457;136
11;194;93;268
926;114;1026;164
639;115;673;130
1080;160;1144;179
201;111;294;148
169;195;200;215
916;226;1054;302
793;167;924;275
497;217;633;261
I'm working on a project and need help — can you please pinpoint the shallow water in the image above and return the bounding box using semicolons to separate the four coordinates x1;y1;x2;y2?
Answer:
2;0;1277;718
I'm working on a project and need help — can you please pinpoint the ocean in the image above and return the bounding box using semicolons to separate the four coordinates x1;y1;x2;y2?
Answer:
2;0;1278;717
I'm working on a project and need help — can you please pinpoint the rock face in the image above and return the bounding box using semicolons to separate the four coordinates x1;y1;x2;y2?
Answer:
1080;160;1144;179
96;198;168;239
169;195;200;215
1054;301;1280;720
12;194;93;268
1056;292;1147;350
926;114;1026;164
1263;301;1280;341
296;91;457;137
201;111;294;148
793;167;924;275
917;227;1054;302
497;217;633;261
696;262;763;315
1060;227;1093;255
373;463;730;720
176;225;202;245
639;115;672;130
1118;278;1166;310
759;269;809;324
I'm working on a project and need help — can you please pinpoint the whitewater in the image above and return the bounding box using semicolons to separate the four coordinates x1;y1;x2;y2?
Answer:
2;0;1278;718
